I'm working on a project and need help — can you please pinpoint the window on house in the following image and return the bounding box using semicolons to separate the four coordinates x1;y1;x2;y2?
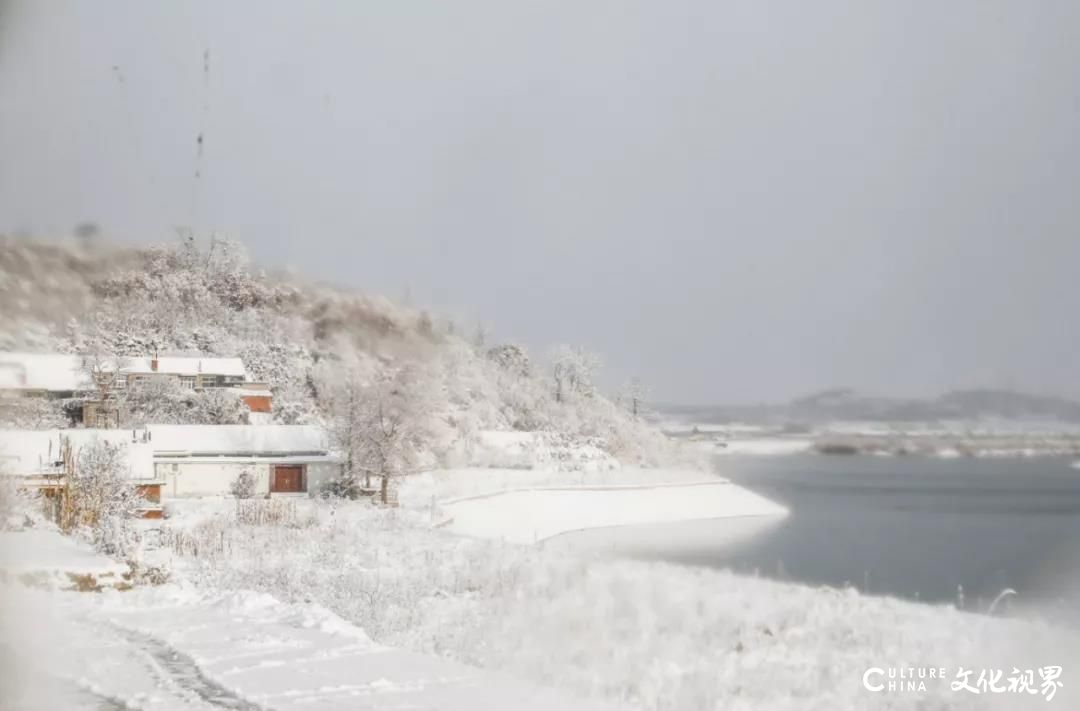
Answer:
180;376;196;389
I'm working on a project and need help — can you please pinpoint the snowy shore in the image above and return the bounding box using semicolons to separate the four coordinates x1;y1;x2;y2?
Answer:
439;479;787;544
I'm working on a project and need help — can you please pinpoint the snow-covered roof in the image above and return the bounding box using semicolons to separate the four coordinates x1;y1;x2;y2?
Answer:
0;429;155;479
146;425;329;456
0;353;250;392
0;353;90;392
122;357;247;378
233;387;271;397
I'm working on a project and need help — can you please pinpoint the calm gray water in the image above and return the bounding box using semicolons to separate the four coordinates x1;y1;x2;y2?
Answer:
712;454;1080;611
574;454;1080;615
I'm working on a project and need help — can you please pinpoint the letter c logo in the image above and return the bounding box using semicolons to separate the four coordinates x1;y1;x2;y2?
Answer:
863;667;885;692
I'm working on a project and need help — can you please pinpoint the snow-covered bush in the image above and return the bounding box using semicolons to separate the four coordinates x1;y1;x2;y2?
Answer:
229;469;257;499
65;439;144;559
233;499;311;527
122;378;187;426
124;378;248;426
317;474;363;500
188;387;248;425
0;397;70;429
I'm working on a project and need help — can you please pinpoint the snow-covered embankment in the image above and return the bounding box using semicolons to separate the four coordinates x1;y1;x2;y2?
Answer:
440;479;787;544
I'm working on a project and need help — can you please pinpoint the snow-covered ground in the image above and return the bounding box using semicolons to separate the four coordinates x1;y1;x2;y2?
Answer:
401;466;723;507
0;527;618;710
4;497;1080;710
0;528;129;583
439;480;786;544
1;581;619;711
144;500;1080;708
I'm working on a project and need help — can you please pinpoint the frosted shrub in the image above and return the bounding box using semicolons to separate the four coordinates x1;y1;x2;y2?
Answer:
0;396;69;429
229;469;257;499
233;499;312;527
160;517;232;559
125;378;248;427
65;439;145;559
317;475;362;500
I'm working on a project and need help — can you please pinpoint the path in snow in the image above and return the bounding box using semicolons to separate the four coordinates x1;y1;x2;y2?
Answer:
2;581;625;711
110;626;264;710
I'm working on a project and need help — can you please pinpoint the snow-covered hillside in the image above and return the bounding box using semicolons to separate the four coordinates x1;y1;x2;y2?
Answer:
0;236;681;468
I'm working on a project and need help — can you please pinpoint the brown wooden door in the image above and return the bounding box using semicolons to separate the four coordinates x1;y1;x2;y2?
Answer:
272;465;303;493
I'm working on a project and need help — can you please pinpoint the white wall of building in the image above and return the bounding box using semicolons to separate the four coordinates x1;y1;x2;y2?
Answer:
155;459;342;498
156;461;268;498
305;462;341;493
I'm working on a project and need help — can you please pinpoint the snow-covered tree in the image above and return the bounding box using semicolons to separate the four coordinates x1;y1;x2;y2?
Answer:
80;350;128;428
550;345;601;403
320;362;434;503
361;366;433;503
318;360;372;496
487;343;531;378
621;377;650;418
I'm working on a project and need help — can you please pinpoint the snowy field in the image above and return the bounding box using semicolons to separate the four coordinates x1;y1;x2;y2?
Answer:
87;498;1080;708
0;529;617;711
3;470;1079;710
1;581;619;711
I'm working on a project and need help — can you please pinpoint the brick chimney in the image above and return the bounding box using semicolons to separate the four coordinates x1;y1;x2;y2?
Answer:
151;356;158;372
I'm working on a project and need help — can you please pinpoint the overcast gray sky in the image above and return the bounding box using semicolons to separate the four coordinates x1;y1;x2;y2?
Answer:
1;1;1078;404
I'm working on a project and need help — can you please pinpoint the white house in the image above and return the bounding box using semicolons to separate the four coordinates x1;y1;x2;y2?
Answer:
1;425;343;503
118;356;248;390
0;352;274;425
0;428;163;516
147;425;341;497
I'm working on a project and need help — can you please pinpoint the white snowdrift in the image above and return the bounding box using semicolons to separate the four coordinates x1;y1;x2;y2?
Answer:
441;480;787;544
0;528;128;582
402;466;715;506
